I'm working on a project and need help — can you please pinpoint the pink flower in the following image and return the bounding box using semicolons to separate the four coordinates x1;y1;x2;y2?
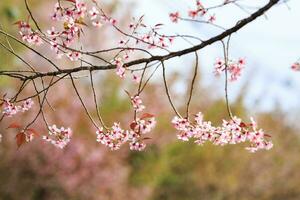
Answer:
172;112;273;152
66;51;81;61
131;95;145;112
116;66;125;78
95;116;156;151
47;27;59;37
89;7;99;20
208;14;216;23
130;141;146;151
43;125;72;149
213;57;245;81
188;10;199;18
21;98;34;112
2;98;34;117
132;73;141;84
213;58;225;76
291;62;300;71
2;100;20;117
169;12;180;23
92;20;102;27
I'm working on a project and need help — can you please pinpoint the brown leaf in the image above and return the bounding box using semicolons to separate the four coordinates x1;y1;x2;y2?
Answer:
75;18;88;26
13;20;22;25
130;122;138;131
16;132;26;148
7;122;21;129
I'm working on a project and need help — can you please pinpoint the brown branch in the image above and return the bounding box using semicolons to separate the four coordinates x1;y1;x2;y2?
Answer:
1;0;278;81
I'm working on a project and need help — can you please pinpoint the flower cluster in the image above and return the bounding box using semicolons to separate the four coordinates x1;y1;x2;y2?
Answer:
169;12;180;23
169;0;216;24
124;16;175;51
291;62;300;71
96;94;155;151
15;21;43;45
214;58;245;81
1;98;34;117
42;125;72;149
23;130;35;143
16;0;118;61
172;112;273;153
114;57;126;78
131;95;145;112
96;116;156;151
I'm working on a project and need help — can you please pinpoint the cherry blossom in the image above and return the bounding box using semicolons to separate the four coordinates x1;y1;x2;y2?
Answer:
42;125;72;149
15;21;43;45
114;57;126;78
21;98;34;112
131;73;141;84
2;100;19;117
1;98;34;117
291;62;300;71
47;27;60;37
214;58;245;81
95;94;155;151
172;112;273;152
66;51;81;61
92;20;102;27
96;116;156;151
208;14;216;23
89;7;99;20
129;141;146;151
169;12;180;23
131;95;145;112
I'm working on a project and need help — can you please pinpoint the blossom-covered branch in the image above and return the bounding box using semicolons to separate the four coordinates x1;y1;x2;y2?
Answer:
0;0;284;152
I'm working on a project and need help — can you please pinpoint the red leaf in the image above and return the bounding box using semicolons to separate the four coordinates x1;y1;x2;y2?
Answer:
16;132;26;148
239;122;247;128
130;122;138;131
7;123;21;129
13;20;22;25
26;128;40;137
64;0;76;2
141;113;154;119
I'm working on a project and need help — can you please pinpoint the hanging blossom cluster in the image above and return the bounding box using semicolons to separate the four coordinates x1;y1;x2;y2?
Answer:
42;125;72;149
14;20;43;45
169;0;217;23
172;112;273;153
214;58;246;81
1;98;34;117
130;95;145;112
96;95;156;151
